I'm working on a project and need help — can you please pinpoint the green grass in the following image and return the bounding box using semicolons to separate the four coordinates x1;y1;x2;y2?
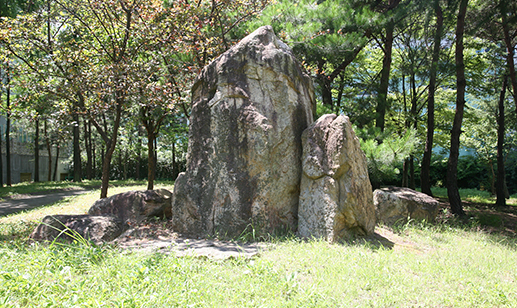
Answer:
0;179;175;199
0;180;100;199
432;187;517;206
0;183;516;307
1;228;516;307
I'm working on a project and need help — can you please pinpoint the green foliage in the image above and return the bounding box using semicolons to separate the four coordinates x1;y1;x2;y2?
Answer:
357;128;419;188
0;0;41;17
423;155;494;191
248;0;380;110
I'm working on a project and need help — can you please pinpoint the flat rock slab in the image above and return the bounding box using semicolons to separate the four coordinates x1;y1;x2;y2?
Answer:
116;236;268;260
112;220;267;259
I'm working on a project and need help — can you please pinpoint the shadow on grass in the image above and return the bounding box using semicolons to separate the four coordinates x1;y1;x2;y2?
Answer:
347;232;395;250
0;220;38;243
435;197;517;238
0;179;175;200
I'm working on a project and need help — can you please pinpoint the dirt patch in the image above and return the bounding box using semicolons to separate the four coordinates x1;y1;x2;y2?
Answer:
370;226;431;254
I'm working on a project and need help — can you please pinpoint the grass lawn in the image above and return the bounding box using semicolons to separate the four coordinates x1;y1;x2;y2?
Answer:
0;182;516;307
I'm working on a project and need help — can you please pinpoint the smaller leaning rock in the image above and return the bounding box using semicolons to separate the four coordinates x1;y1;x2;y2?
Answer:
298;114;376;242
374;187;440;225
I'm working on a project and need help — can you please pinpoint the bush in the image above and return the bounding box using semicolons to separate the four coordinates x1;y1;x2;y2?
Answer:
357;128;418;189
425;155;490;191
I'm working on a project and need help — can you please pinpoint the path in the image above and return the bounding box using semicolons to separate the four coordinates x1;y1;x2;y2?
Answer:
0;189;90;217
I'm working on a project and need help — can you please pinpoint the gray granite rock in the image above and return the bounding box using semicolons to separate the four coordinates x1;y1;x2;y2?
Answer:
30;215;127;243
88;189;172;224
298;114;376;242
374;187;440;225
171;26;314;237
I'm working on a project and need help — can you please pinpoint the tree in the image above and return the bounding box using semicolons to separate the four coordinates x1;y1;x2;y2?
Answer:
1;0;84;184
250;0;378;113
496;74;507;206
358;127;418;189
447;0;468;217
498;0;517;115
391;14;433;189
1;61;13;186
50;0;160;197
421;0;444;196
373;0;403;132
0;0;39;17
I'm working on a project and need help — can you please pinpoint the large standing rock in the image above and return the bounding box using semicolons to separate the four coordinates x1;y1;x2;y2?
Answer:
88;189;172;224
171;26;314;237
30;215;127;243
298;114;376;242
374;187;440;225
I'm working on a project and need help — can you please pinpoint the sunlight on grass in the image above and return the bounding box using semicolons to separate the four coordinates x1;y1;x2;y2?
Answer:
431;187;517;206
0;180;101;199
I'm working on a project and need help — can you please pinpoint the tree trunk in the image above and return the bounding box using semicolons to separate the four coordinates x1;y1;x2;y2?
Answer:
100;147;112;198
84;118;93;180
5;62;11;187
45;120;52;182
421;0;443;197
53;142;60;181
447;0;468;217
500;1;517;114
376;20;394;132
496;75;507;207
402;158;409;187
34;118;40;182
101;144;105;179
97;97;123;199
0;124;3;187
99;135;118;198
320;77;333;110
147;131;155;190
73;112;82;182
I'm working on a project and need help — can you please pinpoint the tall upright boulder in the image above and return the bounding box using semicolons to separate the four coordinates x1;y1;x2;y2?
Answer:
171;26;314;237
298;114;376;242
